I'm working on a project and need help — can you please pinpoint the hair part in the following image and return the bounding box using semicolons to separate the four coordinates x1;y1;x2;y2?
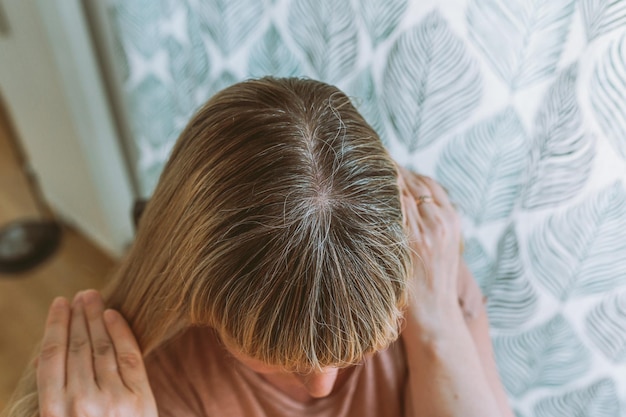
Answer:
109;77;410;371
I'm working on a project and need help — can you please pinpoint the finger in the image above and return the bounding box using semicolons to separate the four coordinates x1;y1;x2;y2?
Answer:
401;168;427;197
399;185;410;226
411;200;427;236
396;164;409;195
415;193;438;221
395;163;411;180
83;289;121;390
402;195;430;281
413;188;440;230
420;176;453;209
37;297;70;408
402;175;445;230
67;292;95;391
402;195;421;240
399;174;434;235
418;178;463;239
104;309;150;394
402;172;439;209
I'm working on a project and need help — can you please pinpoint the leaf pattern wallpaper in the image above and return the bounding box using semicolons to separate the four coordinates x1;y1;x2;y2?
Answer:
106;0;626;414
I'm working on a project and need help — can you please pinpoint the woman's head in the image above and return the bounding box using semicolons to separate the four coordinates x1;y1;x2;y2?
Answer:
106;77;411;372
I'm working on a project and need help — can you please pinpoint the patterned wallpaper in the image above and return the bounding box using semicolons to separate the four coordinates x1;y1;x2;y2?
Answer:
106;0;626;415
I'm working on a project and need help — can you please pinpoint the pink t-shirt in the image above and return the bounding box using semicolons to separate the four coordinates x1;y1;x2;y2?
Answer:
145;327;408;417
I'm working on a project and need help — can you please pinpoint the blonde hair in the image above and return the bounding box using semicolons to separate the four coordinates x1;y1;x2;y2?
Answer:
4;77;411;416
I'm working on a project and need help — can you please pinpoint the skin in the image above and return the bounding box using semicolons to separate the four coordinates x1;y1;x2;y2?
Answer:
222;345;346;402
37;290;158;417
397;169;513;417
36;173;513;416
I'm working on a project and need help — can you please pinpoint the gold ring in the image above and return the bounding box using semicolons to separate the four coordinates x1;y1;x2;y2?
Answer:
417;195;433;205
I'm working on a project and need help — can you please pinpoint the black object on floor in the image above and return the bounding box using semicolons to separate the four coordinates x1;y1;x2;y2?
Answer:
0;220;62;274
133;199;148;230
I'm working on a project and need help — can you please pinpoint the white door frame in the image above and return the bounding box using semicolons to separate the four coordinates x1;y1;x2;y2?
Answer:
0;0;135;257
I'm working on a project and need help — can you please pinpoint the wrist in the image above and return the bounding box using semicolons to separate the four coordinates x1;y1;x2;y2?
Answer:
402;304;468;348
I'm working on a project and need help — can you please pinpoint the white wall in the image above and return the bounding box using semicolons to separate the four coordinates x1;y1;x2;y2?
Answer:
0;0;135;257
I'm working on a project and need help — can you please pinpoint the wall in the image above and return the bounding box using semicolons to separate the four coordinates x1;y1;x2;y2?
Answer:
105;0;626;414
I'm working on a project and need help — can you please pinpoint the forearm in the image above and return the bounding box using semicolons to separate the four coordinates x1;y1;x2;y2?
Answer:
465;295;515;417
457;258;514;417
402;307;502;417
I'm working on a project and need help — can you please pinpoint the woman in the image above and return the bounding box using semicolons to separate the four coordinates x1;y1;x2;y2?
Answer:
4;78;513;417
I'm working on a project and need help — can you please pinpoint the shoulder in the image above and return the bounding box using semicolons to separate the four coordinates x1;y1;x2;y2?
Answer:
145;327;222;417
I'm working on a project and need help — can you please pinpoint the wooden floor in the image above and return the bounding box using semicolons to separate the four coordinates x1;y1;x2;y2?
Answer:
0;102;117;409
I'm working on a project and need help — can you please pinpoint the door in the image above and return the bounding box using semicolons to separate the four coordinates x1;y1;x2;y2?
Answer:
0;0;135;257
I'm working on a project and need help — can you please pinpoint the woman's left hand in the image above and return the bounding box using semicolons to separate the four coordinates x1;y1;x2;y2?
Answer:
36;290;158;417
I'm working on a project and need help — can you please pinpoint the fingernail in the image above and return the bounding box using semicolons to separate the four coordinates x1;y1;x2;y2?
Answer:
103;309;117;324
51;296;67;309
81;290;97;305
73;291;83;303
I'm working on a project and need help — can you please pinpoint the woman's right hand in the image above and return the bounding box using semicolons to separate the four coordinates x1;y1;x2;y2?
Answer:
37;290;157;417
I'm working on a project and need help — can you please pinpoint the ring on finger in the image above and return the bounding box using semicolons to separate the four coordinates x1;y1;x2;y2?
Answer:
417;195;434;206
